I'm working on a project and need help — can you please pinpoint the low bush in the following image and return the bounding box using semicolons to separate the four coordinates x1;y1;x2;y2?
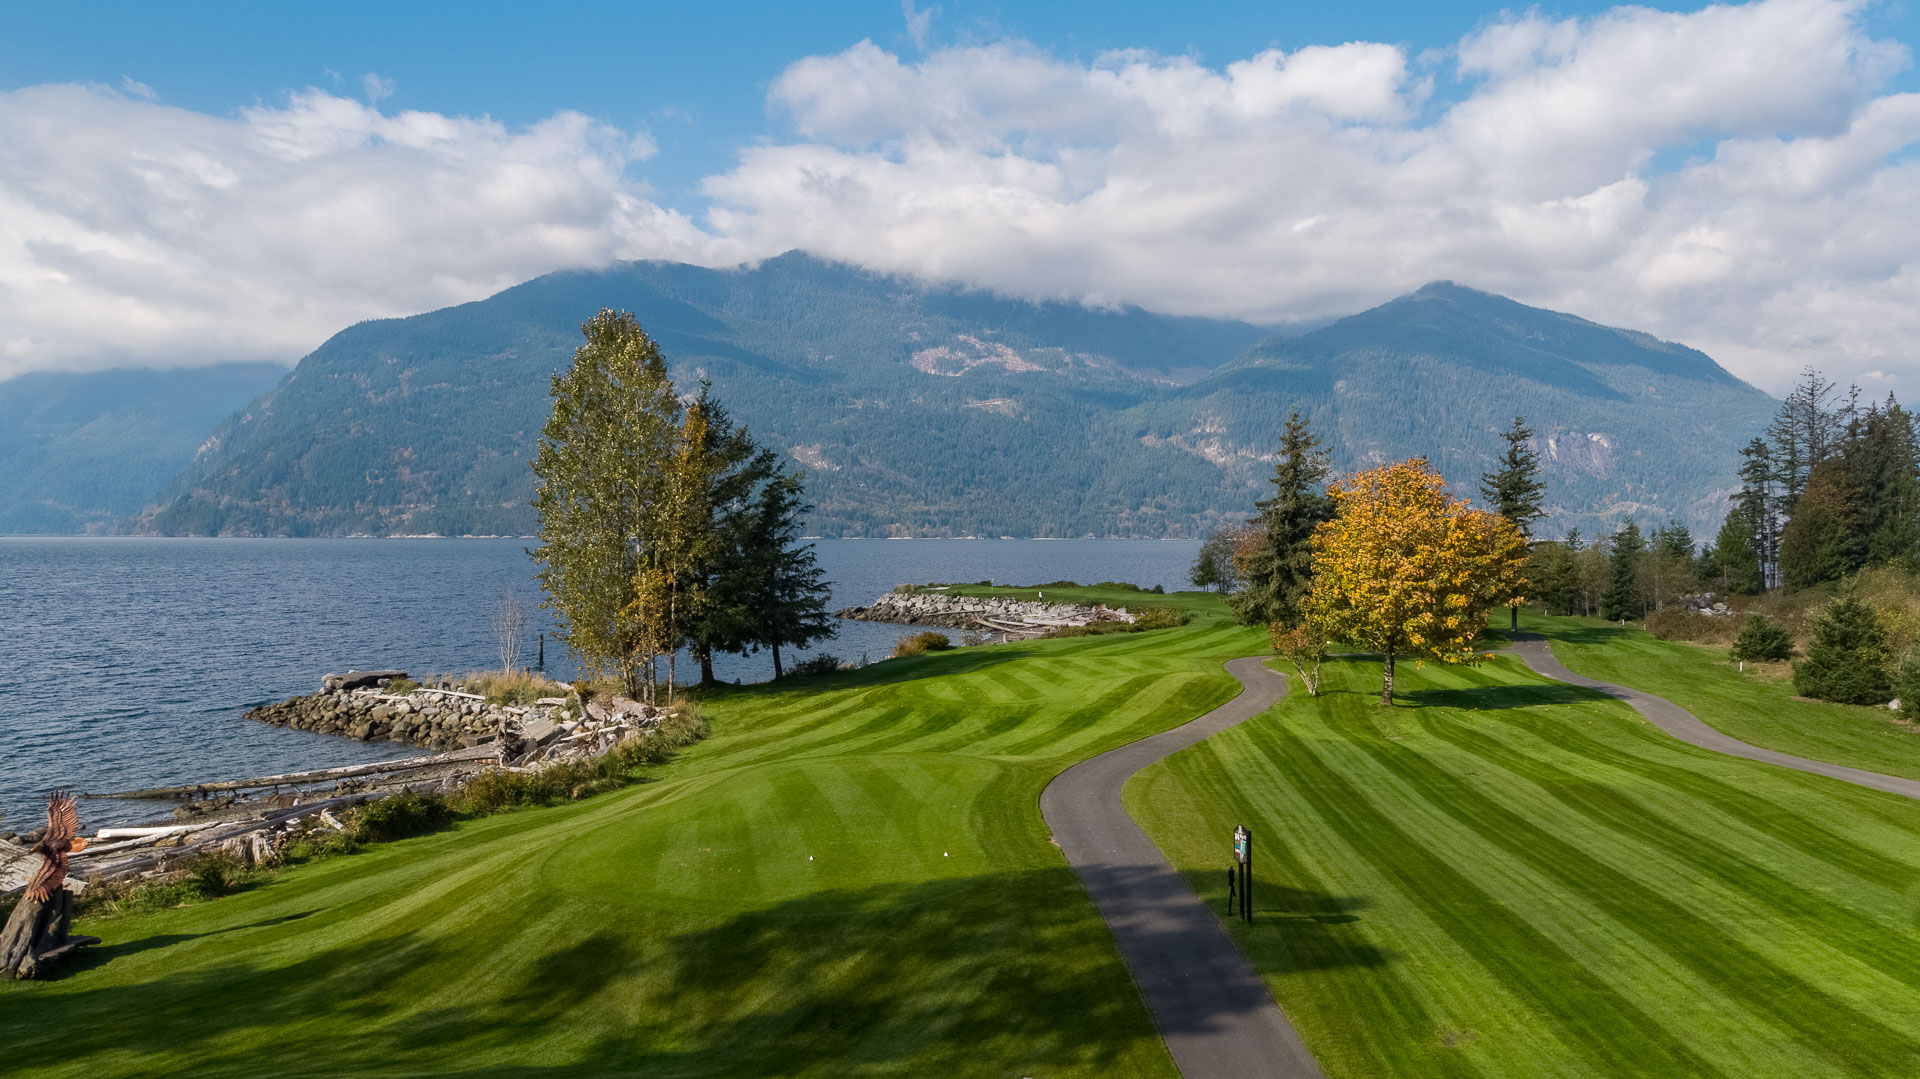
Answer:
1895;654;1920;721
787;654;843;677
284;826;357;864
891;583;920;595
1090;581;1168;595
1646;609;1739;646
459;668;569;705
349;792;453;844
1730;614;1794;662
892;632;954;657
1032;580;1079;589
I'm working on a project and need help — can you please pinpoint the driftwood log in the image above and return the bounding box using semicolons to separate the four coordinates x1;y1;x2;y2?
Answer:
321;670;409;692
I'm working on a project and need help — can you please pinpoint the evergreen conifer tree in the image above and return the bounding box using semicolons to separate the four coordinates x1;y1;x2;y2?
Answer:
1230;412;1331;626
1602;518;1644;621
1856;395;1920;569
1793;593;1893;704
1480;416;1547;629
1736;438;1781;588
721;467;835;679
1730;613;1792;662
1711;508;1764;594
1780;458;1865;589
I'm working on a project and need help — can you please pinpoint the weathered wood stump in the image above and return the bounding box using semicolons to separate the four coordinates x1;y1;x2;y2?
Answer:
1;886;96;979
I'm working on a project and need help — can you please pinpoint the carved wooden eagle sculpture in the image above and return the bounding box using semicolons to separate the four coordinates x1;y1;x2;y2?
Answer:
24;792;86;902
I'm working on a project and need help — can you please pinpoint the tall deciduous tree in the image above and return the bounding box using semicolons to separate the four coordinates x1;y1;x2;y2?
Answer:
1305;458;1528;704
1480;416;1547;630
1191;525;1250;593
1231;412;1332;627
531;310;682;699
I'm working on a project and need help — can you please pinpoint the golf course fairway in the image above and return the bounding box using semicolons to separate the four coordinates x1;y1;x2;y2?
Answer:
0;588;1251;1078
1129;648;1920;1078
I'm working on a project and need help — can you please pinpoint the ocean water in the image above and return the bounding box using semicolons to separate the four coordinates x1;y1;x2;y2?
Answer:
0;537;1200;829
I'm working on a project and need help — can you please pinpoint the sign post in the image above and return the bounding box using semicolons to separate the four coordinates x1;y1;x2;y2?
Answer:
1232;825;1252;923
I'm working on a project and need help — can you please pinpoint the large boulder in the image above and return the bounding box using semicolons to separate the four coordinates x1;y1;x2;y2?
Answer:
323;670;408;692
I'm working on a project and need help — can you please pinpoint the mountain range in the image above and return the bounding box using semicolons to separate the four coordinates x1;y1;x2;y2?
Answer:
19;252;1779;540
0;362;286;534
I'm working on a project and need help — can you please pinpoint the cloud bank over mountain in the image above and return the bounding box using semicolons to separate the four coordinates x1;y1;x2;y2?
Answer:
3;0;1918;394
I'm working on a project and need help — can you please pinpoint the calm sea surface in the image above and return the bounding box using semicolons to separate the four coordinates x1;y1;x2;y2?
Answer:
0;537;1199;829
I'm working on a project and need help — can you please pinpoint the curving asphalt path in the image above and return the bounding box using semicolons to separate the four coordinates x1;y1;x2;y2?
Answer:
1041;656;1325;1079
1509;633;1920;803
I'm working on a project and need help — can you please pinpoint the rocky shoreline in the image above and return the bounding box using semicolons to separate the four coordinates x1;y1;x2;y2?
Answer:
834;590;1135;630
244;669;657;752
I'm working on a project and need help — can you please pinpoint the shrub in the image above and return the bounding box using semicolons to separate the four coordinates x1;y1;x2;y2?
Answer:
1095;581;1146;592
1794;594;1893;704
1033;580;1079;589
1895;654;1920;721
460;668;569;705
1132;607;1186;629
187;848;247;898
284;826;357;864
787;654;843;677
891;583;920;595
385;677;421;694
1646;609;1738;646
1730;614;1794;662
349;792;453;844
892;632;953;657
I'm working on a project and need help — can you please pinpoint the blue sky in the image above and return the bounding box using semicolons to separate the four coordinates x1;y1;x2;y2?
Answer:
11;0;1911;210
3;0;1920;395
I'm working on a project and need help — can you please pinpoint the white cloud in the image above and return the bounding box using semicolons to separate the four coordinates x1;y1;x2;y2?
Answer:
705;0;1920;395
4;0;1920;399
361;72;396;103
0;85;730;379
902;0;936;53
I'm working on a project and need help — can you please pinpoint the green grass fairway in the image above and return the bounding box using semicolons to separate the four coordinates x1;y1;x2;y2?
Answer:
1529;611;1920;782
1129;652;1920;1078
1;588;1262;1079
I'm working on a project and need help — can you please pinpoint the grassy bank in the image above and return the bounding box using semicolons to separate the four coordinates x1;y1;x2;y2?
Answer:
1129;651;1920;1078
1528;610;1920;782
1;587;1256;1078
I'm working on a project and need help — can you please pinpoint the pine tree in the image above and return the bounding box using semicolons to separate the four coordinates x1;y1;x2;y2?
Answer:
1480;416;1547;629
1780;458;1865;589
1730;613;1793;662
1523;539;1578;614
674;386;782;688
1768;365;1841;511
1736;438;1780;589
1602;518;1644;621
1711;508;1763;594
1856;395;1920;569
1231;412;1332;626
1793;593;1892;704
723;467;835;679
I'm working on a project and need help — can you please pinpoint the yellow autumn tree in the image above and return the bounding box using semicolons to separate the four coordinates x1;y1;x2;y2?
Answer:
1305;458;1529;704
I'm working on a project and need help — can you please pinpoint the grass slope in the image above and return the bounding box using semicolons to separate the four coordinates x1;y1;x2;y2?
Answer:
1530;611;1920;782
1129;652;1920;1078
1;588;1259;1078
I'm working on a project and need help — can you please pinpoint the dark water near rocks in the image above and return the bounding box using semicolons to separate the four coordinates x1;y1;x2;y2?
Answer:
0;537;1199;829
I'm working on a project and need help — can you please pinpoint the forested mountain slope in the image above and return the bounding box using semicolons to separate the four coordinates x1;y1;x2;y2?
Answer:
0;362;286;533
141;255;1775;538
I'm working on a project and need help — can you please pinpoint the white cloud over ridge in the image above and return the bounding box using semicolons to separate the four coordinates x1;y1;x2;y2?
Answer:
0;84;726;379
3;0;1920;396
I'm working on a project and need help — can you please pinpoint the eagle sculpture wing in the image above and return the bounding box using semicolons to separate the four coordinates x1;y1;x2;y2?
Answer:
24;792;84;903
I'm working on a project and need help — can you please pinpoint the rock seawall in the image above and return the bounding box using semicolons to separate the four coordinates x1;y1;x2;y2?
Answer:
834;590;1132;629
244;678;659;752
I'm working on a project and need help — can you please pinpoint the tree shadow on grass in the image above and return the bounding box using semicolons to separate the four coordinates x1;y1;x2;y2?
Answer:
701;643;1046;703
0;868;1381;1078
1399;683;1620;712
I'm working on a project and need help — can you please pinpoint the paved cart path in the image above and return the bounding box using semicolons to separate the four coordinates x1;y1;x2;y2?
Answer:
1510;633;1920;803
1041;656;1324;1079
